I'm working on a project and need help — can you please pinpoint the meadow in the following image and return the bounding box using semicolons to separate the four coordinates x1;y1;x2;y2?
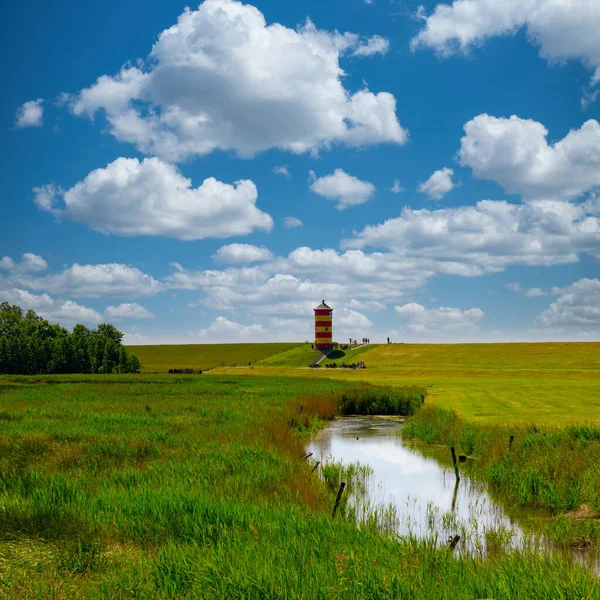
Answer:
2;373;600;598
129;343;301;372
230;341;600;425
4;341;600;597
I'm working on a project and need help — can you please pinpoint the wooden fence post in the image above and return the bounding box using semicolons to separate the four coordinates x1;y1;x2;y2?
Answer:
332;482;346;518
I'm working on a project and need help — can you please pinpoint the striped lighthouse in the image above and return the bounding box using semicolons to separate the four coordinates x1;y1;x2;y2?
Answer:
314;300;333;350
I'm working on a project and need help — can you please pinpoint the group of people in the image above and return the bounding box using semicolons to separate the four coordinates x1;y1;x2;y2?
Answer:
347;338;370;346
324;360;366;369
311;339;369;351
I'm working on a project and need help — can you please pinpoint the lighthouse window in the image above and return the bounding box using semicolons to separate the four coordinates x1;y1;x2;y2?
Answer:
325;327;328;331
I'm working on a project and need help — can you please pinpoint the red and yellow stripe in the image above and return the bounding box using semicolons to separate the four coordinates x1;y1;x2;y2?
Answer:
314;307;333;348
315;314;331;323
315;327;331;334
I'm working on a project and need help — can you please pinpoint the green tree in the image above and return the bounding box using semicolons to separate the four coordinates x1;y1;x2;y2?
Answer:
72;324;91;373
101;338;119;374
0;304;140;375
97;323;124;345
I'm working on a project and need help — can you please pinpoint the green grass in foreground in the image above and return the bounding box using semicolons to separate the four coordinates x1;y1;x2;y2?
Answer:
2;374;599;598
127;343;301;372
219;342;600;424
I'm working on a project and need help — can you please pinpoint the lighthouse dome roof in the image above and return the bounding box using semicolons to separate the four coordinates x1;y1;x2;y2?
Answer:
314;300;332;310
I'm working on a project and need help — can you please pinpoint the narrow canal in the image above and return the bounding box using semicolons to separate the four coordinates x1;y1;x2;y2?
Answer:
307;416;562;560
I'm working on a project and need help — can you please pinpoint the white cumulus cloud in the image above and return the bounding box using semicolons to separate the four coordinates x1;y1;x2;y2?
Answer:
165;245;435;322
14;99;44;128
351;35;390;57
344;199;600;274
412;0;600;99
0;288;103;325
395;302;483;334
195;316;266;342
212;243;274;264
525;288;546;298
104;302;155;320
13;263;165;298
68;0;407;161
309;169;376;210
506;282;548;297
417;167;455;200
459;115;600;202
33;157;273;240
0;253;48;273
336;308;373;330
535;279;600;329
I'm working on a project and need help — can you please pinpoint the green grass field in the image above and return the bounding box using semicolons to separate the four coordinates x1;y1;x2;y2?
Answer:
219;342;600;424
2;374;599;598
127;342;301;372
254;343;318;367
4;342;600;597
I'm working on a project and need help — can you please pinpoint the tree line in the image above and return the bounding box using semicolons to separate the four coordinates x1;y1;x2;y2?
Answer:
0;302;141;375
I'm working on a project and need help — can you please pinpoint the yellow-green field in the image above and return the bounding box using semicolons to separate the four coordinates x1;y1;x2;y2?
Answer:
127;342;301;372
215;342;600;425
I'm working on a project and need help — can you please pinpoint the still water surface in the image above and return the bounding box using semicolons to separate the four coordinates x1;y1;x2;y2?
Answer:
307;416;556;558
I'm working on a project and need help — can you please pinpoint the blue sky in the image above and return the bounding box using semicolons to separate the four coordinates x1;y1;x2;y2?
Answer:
2;0;600;343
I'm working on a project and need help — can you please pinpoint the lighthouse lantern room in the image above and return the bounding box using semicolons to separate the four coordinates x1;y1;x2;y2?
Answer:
314;300;333;350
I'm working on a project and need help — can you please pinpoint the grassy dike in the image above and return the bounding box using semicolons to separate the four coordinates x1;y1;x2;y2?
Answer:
129;343;302;372
402;405;600;547
1;375;599;598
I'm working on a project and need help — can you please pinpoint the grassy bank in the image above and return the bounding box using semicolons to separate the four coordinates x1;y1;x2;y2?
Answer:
2;374;600;597
403;405;600;545
255;343;321;367
127;343;301;372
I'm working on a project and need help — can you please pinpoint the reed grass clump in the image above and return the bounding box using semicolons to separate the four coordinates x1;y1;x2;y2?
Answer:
339;384;425;416
403;405;600;524
290;384;425;435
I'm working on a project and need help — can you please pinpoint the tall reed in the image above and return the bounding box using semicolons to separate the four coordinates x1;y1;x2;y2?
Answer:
403;405;600;539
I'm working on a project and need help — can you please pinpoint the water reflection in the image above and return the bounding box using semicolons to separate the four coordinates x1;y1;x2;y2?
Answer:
308;416;592;564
